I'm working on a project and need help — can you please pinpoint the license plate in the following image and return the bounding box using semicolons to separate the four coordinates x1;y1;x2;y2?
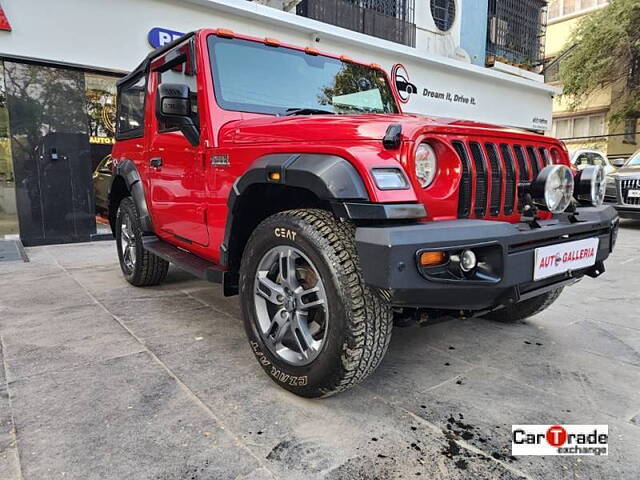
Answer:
628;190;640;198
533;238;599;281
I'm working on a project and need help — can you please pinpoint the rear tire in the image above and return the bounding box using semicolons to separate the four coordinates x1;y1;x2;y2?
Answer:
239;209;393;398
483;287;563;323
116;197;169;287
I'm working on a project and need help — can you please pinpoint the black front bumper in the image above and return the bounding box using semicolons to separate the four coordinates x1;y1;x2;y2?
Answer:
355;206;618;310
607;204;640;220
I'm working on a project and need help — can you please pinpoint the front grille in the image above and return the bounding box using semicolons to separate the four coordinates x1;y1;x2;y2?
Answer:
621;178;640;205
454;140;551;218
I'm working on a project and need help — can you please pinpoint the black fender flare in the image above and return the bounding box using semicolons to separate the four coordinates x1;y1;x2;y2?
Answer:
221;153;369;263
231;153;370;206
109;159;154;234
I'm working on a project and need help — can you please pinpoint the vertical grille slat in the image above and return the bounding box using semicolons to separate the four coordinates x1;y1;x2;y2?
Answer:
513;145;529;212
485;143;502;216
452;141;472;218
469;142;488;217
500;144;517;215
526;146;541;179
539;147;551;166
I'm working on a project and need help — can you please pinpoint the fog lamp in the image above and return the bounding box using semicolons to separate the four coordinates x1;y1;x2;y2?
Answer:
530;165;574;213
460;249;477;272
419;251;447;267
575;166;606;207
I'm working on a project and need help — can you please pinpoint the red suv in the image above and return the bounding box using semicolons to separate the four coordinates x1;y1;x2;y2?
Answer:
109;29;618;398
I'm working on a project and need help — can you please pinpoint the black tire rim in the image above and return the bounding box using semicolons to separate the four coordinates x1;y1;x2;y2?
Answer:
253;245;328;366
120;213;136;272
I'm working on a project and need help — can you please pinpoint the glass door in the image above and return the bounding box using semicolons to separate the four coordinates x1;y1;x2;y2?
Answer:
0;62;18;238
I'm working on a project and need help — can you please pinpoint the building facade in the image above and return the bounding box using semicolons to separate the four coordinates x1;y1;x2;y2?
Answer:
545;0;637;160
0;0;552;245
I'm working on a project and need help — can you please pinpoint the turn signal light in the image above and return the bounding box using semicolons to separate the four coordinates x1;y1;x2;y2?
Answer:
419;251;447;267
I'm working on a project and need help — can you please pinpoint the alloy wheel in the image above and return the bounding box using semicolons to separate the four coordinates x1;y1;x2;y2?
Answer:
253;246;328;366
120;214;136;272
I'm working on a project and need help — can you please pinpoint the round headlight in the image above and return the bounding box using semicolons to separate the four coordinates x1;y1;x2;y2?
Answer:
531;165;575;213
415;143;437;188
575;166;605;207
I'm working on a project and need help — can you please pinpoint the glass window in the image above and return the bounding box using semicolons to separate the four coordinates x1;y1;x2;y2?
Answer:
116;75;146;137
555;118;572;138
588;152;606;167
209;36;399;116
563;0;577;15
548;0;609;20
588;114;605;136
0;61;18;237
573;116;589;138
574;152;590;168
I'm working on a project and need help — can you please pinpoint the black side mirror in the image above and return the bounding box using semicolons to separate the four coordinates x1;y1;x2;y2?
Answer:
612;158;626;168
156;83;200;146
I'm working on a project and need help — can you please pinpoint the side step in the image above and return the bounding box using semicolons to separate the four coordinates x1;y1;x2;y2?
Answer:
143;236;226;283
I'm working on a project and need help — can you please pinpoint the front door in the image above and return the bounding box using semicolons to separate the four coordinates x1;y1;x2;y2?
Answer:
146;41;209;246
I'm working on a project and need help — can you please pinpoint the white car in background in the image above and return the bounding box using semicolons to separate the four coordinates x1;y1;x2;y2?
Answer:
570;149;616;175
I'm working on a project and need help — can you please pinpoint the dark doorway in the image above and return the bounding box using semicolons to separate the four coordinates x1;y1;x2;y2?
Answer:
3;62;96;246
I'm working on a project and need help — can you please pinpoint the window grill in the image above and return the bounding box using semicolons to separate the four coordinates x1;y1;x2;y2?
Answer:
297;0;416;47
487;0;547;69
430;0;456;32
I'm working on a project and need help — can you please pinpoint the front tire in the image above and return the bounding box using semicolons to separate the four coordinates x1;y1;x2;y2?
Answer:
116;197;169;287
239;209;393;398
483;287;563;323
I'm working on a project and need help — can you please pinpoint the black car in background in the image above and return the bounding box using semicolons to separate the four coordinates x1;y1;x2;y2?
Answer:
92;154;113;217
605;149;640;219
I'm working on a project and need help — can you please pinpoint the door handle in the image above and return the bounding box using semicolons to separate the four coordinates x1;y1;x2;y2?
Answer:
150;157;163;169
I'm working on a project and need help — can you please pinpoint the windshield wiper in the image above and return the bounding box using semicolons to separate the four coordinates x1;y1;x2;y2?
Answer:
283;107;335;116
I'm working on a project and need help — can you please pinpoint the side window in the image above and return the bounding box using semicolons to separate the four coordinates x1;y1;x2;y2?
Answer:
156;43;199;133
589;153;606;167
116;75;146;138
574;153;590;169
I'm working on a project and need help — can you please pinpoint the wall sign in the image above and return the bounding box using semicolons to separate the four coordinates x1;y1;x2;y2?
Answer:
0;3;11;32
148;27;184;49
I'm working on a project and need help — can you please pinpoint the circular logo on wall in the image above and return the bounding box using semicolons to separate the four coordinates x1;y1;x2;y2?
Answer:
391;64;417;104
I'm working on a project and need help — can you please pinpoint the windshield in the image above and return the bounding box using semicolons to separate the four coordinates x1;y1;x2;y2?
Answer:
626;151;640;166
208;36;399;116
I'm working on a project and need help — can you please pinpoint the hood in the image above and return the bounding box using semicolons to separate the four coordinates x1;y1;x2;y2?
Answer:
608;164;640;178
220;113;557;146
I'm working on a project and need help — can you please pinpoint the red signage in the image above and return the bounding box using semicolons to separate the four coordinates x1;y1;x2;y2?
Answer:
0;3;11;32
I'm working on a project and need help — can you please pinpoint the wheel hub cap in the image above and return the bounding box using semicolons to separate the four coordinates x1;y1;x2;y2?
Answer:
253;246;328;366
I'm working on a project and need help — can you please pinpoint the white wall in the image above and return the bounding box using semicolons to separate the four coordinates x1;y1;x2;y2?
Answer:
0;0;556;130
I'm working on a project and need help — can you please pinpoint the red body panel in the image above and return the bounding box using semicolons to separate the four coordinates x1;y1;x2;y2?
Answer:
112;29;569;265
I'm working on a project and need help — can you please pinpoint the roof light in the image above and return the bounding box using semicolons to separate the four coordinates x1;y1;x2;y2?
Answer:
215;28;235;38
264;37;280;47
304;47;319;56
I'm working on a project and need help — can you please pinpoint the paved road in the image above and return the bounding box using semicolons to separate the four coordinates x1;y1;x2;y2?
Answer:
1;221;639;479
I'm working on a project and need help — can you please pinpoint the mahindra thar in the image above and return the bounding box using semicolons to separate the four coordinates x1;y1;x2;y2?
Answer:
109;29;618;397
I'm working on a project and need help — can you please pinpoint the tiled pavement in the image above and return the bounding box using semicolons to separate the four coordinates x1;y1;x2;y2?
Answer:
1;221;639;479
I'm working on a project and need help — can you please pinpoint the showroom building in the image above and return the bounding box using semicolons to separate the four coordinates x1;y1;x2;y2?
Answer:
0;0;554;246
